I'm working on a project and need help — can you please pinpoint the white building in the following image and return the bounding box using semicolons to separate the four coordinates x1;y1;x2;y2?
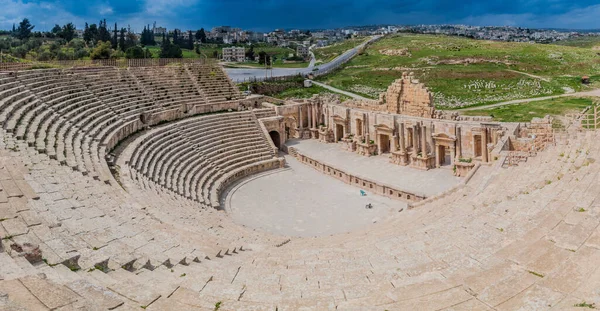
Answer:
222;47;246;62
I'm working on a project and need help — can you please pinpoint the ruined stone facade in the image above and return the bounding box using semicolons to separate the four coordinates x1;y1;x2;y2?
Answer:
384;72;435;118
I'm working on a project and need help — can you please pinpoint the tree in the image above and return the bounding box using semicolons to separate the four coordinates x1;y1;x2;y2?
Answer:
90;41;112;59
16;18;35;40
60;23;76;42
125;32;137;50
172;30;179;46
198;28;207;43
111;22;118;49
245;45;255;60
118;28;126;52
258;51;271;66
195;30;202;42
88;24;99;45
51;24;62;35
125;46;145;59
187;31;193;50
160;37;182;58
97;19;111;43
83;23;91;44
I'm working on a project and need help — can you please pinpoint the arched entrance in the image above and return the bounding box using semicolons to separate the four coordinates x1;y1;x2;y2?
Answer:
269;131;281;150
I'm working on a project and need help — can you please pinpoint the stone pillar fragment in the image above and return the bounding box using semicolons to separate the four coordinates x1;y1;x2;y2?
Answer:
399;123;406;153
483;128;489;162
412;125;418;155
421;125;428;156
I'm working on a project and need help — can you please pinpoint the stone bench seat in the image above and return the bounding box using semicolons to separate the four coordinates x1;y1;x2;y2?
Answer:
144;138;188;179
130;128;179;169
184;120;256;141
197;147;272;190
15;100;49;140
135;131;181;173
190;147;267;202
200;151;274;203
208;157;280;206
174;137;266;195
2;96;39;133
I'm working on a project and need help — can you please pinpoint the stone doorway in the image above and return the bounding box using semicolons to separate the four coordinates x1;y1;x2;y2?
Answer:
474;135;482;158
438;145;451;166
269;131;281;150
335;124;344;142
379;134;391;154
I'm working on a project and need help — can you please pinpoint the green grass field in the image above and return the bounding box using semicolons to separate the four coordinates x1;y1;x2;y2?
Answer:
317;33;600;109
272;84;350;100
461;97;594;122
553;36;600;48
312;37;368;62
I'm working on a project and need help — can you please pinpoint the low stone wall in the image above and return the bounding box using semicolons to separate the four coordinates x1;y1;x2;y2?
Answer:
211;158;284;208
409;162;481;209
288;147;426;203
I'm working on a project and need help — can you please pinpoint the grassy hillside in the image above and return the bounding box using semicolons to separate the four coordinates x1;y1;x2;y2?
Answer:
553;36;600;48
312;37;368;63
317;34;600;109
461;97;594;123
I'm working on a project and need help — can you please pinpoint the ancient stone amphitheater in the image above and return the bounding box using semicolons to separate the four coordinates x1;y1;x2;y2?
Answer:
0;64;599;311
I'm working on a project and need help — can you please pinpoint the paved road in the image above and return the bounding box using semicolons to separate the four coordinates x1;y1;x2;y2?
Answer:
311;81;369;100
308;51;316;68
459;88;600;111
225;35;382;82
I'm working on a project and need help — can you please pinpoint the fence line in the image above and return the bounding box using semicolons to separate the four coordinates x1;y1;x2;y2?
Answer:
0;58;216;72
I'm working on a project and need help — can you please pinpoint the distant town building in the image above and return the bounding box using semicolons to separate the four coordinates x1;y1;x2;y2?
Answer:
222;47;245;62
296;45;309;58
154;27;166;35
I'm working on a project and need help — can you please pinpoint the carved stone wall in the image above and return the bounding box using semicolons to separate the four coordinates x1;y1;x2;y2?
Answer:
385;72;435;118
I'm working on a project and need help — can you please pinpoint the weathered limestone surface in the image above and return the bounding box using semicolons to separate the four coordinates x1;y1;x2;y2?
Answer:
385;72;435;118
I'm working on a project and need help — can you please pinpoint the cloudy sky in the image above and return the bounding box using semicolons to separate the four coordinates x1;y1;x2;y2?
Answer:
2;0;600;32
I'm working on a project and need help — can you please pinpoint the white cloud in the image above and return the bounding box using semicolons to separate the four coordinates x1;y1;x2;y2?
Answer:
0;0;85;30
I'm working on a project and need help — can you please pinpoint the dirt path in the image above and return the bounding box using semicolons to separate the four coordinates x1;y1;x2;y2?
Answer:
506;69;550;82
310;81;370;100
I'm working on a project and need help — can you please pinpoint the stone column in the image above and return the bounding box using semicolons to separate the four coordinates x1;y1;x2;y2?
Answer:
399;123;406;153
456;127;462;159
482;128;489;162
299;106;304;129
412;125;419;155
313;105;318;128
421;125;428;156
362;114;367;137
365;116;370;143
429;123;435;155
435;143;440;168
308;105;312;129
450;146;456;166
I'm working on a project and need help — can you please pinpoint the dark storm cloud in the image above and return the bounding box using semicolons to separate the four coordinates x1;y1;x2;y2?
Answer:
3;0;600;31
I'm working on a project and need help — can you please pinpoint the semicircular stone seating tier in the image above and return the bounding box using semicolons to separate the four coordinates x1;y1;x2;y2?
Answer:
0;65;242;184
124;110;279;207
